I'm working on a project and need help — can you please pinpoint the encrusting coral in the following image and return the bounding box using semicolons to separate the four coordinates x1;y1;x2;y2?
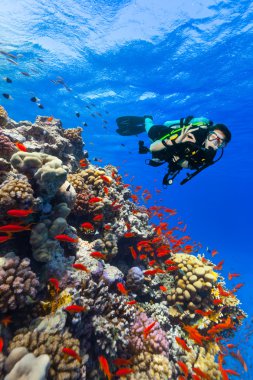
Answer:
0;109;246;380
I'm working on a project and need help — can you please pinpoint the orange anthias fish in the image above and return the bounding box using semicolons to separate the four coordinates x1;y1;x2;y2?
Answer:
228;273;240;280
48;278;60;293
15;142;27;152
88;197;103;203
230;350;247;371
65;305;86;313
129;246;137;260
183;325;208;346
7;209;35;217
124;232;135;238
47;116;54;122
113;358;132;367
0;337;4;353
175;337;191;352
195;309;213;317
211;249;219;257
217;284;231;297
81;222;95;232
143;321;156;339
213;260;224;270
159;286;167;292
80;159;88;167
72;263;89;272
90;251;106;260
1;315;12;327
0;224;32;233
126;300;137;305
177;360;189;377
54;234;78;243
207;317;234;335
115;368;135;376
143;269;165;276
117;283;128;295
99;355;112;380
0;234;12;243
62;347;81;363
100;175;112;184
193;367;211;380
93;214;104;222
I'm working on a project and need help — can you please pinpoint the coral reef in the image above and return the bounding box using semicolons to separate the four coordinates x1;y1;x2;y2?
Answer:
0;109;246;380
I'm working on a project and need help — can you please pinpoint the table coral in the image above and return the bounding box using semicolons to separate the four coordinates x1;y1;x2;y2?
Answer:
0;254;39;313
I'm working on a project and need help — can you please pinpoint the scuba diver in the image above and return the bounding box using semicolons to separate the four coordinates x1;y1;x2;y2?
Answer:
116;115;232;186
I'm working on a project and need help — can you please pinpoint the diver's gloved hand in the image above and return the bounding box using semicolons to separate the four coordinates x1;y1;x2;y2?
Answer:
139;140;150;154
143;115;153;120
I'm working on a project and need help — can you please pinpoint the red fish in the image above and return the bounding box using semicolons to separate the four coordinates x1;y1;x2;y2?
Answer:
148;260;156;266
113;358;132;367
217;284;231;297
65;305;86;313
104;224;111;231
99;355;112;380
0;234;12;243
54;234;78;243
104;186;109;195
183;325;208;346
159;286;167;292
164;259;175;265
228;273;240;280
227;344;237;349
195;309;213;317
143;321;156;338
213;299;223;305
7;209;35;217
124;232;135;238
193;367;211;380
0;337;3;353
62;347;81;363
115;368;135;376
214;260;224;270
131;194;138;202
100;175;112;184
90;251;106;260
175;337;191;352
143;269;161;276
80;159;88;167
1;315;12;327
139;254;147;260
48;278;60;292
177;361;189;377
93;214;103;222
15;142;27;152
72;263;89;272
166;266;178;271
88;197;102;203
81;222;95;232
211;249;219;257
129;246;137;260
47;116;54;122
230;350;247;372
117;283;128;295
0;224;32;233
126;300;137;305
224;369;240;376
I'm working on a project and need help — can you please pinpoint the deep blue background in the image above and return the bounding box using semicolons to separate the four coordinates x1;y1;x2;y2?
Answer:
1;0;253;376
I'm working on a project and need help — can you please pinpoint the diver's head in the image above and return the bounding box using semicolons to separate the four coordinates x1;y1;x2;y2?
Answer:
205;124;231;150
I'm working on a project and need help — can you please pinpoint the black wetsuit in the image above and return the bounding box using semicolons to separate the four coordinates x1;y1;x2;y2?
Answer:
147;125;216;170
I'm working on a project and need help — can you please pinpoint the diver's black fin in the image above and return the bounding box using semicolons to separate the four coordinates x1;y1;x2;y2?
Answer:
116;116;145;136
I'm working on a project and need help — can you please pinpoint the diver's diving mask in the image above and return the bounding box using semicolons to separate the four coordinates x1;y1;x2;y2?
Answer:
207;131;227;149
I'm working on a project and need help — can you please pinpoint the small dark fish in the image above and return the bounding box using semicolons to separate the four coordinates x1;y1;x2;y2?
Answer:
38;58;44;62
90;103;96;107
85;105;91;109
30;96;40;102
7;58;18;65
3;77;12;83
103;120;108;124
105;110;109;114
90;113;96;118
2;93;13;99
121;143;125;147
82;122;88;127
37;103;44;109
76;112;80;118
20;71;30;77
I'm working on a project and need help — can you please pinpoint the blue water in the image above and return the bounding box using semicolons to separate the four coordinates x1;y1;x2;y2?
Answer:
1;0;253;376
